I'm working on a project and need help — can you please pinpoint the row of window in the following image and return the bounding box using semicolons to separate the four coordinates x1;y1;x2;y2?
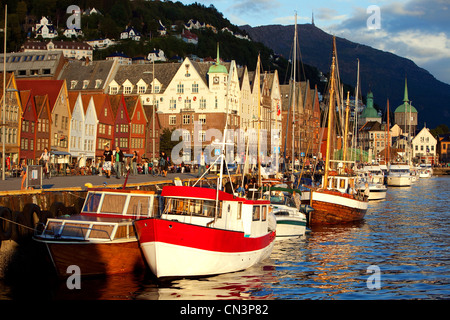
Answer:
0;128;18;144
110;84;160;95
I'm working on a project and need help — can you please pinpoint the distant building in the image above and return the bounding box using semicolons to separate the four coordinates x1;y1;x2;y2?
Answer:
437;134;450;163
22;40;93;61
394;78;418;136
411;126;437;164
106;52;132;65
0;51;65;79
359;91;381;126
86;38;115;50
34;16;58;39
58;59;118;93
147;49;167;63
120;26;141;41
63;28;84;39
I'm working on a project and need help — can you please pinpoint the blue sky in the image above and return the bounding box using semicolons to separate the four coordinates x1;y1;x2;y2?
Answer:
178;0;450;85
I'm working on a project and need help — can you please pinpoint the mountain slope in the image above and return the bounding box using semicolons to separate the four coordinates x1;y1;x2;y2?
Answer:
241;24;450;129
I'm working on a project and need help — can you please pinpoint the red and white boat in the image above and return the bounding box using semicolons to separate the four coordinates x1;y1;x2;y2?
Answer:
301;174;368;225
134;185;276;278
34;188;157;276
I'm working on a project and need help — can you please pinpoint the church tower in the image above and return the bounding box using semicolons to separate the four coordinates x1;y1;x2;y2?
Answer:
394;77;418;135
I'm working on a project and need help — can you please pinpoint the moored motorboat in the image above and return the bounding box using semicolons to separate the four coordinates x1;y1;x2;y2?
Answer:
33;188;157;276
266;187;309;238
387;164;412;187
134;185;276;278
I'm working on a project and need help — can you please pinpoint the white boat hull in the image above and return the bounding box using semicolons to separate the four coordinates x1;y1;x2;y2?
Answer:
275;216;307;238
140;241;274;278
387;176;412;187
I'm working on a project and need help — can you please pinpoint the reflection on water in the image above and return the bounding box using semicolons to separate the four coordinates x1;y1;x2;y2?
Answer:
1;177;449;300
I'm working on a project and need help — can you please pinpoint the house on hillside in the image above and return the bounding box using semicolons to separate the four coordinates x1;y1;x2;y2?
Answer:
34;16;58;39
120;26;141;41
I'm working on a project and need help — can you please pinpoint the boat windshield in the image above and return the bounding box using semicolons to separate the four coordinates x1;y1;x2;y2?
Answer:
83;192;101;213
390;169;410;174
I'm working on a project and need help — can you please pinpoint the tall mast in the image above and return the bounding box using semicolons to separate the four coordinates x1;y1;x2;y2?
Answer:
291;12;297;167
256;54;262;187
323;37;337;188
343;91;350;169
386;99;390;164
352;59;360;162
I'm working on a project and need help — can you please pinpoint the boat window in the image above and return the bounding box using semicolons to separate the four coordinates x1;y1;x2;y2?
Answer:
253;206;260;221
203;200;215;217
88;224;115;240
237;203;241;220
340;179;346;189
262;206;267;221
127;196;151;216
101;194;127;214
82;192;102;213
165;198;218;217
61;223;89;239
332;178;338;189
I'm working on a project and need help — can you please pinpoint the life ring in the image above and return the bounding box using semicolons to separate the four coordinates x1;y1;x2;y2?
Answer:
0;206;13;240
329;171;338;176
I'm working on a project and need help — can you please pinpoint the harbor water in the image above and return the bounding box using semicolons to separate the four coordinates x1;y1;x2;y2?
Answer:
0;176;448;300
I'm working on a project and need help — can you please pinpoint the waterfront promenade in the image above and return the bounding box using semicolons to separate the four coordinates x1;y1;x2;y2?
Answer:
0;171;213;193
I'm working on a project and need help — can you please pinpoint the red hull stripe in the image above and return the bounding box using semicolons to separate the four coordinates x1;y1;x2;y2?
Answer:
161;186;270;205
135;218;275;253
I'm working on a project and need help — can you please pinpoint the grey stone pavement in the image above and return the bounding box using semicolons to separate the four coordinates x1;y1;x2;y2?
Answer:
0;170;218;192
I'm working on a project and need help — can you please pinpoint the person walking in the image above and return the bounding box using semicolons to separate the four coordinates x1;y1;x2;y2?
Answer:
197;150;208;178
113;146;124;179
103;144;113;178
131;151;138;176
39;147;51;179
160;151;168;177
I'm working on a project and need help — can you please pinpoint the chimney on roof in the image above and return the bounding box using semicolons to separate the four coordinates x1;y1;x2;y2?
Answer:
85;56;90;66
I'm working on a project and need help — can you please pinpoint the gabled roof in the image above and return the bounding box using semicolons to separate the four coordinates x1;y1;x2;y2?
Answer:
58;59;116;90
16;79;65;111
360;121;382;132
67;91;80;114
34;94;51;123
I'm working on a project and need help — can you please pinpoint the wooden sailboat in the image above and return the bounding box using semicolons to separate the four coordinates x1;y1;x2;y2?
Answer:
301;38;369;225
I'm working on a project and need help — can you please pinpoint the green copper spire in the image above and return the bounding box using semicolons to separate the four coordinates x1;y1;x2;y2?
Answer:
208;42;227;74
403;77;409;103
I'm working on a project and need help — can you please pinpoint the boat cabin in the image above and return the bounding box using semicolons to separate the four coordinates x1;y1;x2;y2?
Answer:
160;186;273;238
36;189;157;242
322;174;357;194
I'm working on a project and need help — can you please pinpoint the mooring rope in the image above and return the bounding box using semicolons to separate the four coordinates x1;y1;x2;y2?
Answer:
0;215;35;231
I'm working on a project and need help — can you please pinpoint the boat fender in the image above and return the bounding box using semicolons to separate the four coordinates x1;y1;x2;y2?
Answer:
22;203;41;230
0;206;13;240
49;202;66;217
12;211;33;243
